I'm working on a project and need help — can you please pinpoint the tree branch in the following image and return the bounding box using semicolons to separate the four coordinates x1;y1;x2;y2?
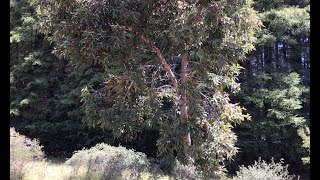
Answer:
181;52;189;86
140;35;178;89
180;51;192;165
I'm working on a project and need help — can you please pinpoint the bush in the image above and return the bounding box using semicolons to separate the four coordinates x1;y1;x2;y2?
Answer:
65;143;150;179
160;154;205;179
232;158;296;180
172;160;203;180
10;127;45;179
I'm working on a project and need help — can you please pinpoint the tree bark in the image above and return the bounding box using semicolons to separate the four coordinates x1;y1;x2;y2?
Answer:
140;35;192;164
180;52;192;165
140;35;178;89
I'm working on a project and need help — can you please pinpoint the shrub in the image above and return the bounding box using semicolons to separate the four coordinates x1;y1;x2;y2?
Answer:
232;158;296;180
171;160;202;180
65;143;150;179
159;154;205;179
10;127;44;179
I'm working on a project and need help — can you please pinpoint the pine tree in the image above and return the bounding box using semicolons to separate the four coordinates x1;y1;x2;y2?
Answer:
229;0;310;175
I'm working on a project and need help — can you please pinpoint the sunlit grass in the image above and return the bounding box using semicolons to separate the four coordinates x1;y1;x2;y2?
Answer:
139;172;171;180
10;128;173;180
17;160;172;180
21;161;73;180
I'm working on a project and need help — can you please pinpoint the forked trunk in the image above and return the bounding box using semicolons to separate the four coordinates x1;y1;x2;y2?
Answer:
140;35;192;165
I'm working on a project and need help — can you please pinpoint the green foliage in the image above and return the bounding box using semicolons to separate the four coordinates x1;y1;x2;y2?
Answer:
65;143;150;179
79;64;251;178
253;6;309;52
10;127;45;179
192;121;239;179
36;0;260;68
9;0;310;178
10;0;119;158
10;31;116;157
36;0;261;177
253;0;309;12
229;3;309;174
297;127;310;164
10;0;37;40
10;1;310;179
241;72;306;124
231;72;309;171
261;6;309;43
232;158;295;180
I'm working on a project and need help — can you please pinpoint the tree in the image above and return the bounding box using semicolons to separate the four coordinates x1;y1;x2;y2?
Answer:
232;72;309;169
36;0;260;177
228;0;310;175
11;0;117;158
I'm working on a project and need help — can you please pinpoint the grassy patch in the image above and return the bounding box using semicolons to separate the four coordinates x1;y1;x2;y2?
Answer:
17;160;172;180
22;161;73;180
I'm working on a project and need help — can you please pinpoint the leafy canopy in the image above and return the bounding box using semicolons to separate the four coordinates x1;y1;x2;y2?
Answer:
36;0;260;177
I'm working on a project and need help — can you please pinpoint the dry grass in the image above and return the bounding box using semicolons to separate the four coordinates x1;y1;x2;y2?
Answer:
21;161;73;180
10;130;173;180
16;160;172;180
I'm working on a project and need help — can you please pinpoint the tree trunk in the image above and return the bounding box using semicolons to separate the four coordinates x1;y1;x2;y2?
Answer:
275;42;280;70
140;35;178;88
283;43;287;60
260;47;264;71
140;35;192;165
180;52;192;165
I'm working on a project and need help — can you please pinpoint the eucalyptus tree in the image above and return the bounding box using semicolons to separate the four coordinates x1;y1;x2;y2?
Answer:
35;0;260;177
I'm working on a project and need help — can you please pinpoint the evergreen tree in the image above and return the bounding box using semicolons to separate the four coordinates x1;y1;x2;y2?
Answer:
229;0;310;176
232;72;309;170
10;0;117;157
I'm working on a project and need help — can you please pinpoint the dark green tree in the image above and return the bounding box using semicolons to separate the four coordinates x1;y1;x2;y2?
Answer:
10;0;117;157
233;72;309;168
228;0;310;176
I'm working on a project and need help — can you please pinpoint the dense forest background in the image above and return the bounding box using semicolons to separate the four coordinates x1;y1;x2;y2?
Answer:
10;0;309;179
